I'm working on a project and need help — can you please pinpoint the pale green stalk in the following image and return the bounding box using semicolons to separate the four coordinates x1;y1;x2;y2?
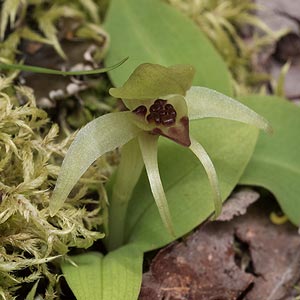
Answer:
107;138;144;251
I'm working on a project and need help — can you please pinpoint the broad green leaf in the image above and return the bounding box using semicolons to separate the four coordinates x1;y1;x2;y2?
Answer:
103;245;142;300
239;95;300;226
125;118;259;251
104;0;232;96
62;244;143;300
62;253;103;300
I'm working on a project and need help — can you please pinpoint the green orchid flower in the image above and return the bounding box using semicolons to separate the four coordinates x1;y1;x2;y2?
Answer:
49;63;271;250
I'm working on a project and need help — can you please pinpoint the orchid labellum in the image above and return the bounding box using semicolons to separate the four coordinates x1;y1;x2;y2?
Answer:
50;63;271;250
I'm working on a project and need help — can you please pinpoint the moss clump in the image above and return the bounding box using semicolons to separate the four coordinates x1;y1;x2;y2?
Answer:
166;0;283;94
0;73;108;299
0;0;108;62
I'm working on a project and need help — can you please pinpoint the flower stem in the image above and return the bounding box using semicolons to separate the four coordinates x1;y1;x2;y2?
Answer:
106;138;144;251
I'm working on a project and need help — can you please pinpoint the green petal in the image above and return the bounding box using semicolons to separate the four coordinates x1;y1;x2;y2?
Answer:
189;136;222;218
109;63;195;100
138;132;175;236
186;87;272;133
50;112;141;216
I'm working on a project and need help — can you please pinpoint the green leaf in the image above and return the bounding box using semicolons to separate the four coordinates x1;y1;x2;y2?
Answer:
63;253;103;300
62;245;143;300
104;0;232;96
239;95;300;226
0;57;128;76
125;118;258;251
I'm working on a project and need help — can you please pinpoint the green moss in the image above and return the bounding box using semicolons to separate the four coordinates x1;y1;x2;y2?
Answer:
0;0;107;62
0;74;109;299
166;0;282;94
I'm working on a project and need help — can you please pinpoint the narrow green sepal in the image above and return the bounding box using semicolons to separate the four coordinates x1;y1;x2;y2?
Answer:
186;86;272;134
50;111;141;216
189;136;222;218
138;132;175;237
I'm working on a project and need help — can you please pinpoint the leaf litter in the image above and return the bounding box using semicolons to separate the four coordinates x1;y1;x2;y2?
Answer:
255;0;300;101
140;189;300;300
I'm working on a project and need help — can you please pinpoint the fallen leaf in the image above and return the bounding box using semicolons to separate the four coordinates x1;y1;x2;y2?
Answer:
234;201;300;300
255;0;300;99
140;222;253;300
217;188;259;222
140;198;300;300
